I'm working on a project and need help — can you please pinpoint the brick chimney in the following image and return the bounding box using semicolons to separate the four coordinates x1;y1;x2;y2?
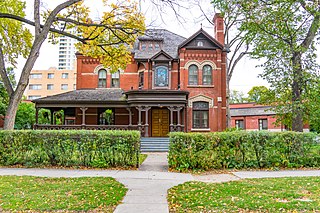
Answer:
213;13;224;45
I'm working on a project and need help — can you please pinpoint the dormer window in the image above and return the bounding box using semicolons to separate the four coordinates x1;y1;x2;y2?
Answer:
154;43;160;51
148;43;153;51
197;41;204;47
141;43;146;50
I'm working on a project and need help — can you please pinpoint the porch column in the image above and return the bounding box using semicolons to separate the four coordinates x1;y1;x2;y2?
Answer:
136;106;142;125
80;107;88;126
177;107;183;131
168;106;174;132
126;107;132;126
35;107;39;125
144;107;151;137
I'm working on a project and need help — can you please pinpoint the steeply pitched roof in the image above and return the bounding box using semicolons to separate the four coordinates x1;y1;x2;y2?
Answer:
179;28;223;49
133;29;186;60
32;89;126;104
231;106;276;117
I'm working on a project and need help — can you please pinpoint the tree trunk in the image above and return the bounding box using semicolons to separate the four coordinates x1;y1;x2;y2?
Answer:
3;93;21;129
291;52;304;132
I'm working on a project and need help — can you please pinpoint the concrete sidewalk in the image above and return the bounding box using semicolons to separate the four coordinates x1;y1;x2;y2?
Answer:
0;153;319;213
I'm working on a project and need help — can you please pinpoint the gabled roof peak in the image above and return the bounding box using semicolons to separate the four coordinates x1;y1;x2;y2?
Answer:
178;28;224;49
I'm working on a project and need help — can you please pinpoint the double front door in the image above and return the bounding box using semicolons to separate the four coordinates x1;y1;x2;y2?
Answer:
152;109;169;137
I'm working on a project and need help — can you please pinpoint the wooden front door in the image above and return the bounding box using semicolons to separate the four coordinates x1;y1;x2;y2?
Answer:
152;109;169;137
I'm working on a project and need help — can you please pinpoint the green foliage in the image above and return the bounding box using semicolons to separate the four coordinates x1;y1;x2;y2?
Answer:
229;90;246;104
0;67;16;116
168;131;320;171
104;109;113;125
246;86;272;103
232;0;320;131
0;130;141;168
168;177;320;212
0;176;127;211
14;102;35;129
0;0;32;66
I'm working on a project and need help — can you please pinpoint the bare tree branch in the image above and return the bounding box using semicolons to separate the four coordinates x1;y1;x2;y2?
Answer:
34;0;41;36
0;47;14;96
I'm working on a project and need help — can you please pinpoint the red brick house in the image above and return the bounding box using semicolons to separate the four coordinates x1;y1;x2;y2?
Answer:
33;14;227;137
230;103;309;132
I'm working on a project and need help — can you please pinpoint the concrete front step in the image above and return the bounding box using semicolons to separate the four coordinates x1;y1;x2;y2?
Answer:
140;137;170;152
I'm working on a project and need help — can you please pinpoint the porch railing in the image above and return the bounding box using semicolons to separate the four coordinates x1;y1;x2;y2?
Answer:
170;124;185;132
34;124;137;130
34;124;145;135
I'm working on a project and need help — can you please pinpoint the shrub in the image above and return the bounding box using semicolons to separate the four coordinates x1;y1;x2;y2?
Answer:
0;130;140;168
168;131;320;171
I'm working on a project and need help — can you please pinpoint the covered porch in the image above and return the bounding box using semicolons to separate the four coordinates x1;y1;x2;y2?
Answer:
33;89;189;137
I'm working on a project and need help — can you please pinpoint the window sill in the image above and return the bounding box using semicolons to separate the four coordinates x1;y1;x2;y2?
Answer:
187;85;214;88
191;128;211;131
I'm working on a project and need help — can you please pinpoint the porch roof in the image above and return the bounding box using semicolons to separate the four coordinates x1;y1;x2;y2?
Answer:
125;89;189;106
32;89;128;108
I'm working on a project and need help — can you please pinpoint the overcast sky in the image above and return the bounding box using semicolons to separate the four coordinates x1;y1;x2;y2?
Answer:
16;0;268;93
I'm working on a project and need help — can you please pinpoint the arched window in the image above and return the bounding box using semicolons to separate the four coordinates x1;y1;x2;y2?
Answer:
111;71;120;88
188;65;198;85
192;101;209;128
154;66;169;87
202;65;212;85
98;69;107;88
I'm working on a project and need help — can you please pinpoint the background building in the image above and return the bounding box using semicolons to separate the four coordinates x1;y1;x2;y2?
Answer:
58;32;77;70
230;103;309;132
25;67;76;100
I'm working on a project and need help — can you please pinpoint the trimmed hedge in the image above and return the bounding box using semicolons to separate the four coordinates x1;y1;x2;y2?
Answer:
0;130;140;168
169;131;320;171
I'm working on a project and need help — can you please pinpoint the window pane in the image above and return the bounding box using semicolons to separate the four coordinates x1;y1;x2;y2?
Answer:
236;120;244;129
98;79;106;88
148;43;153;51
203;65;212;85
62;73;69;79
98;69;107;78
193;101;209;110
47;84;54;90
202;111;208;128
139;72;144;87
112;79;120;88
154;66;169;87
259;119;268;130
188;65;198;85
61;84;68;90
193;111;200;128
111;71;119;78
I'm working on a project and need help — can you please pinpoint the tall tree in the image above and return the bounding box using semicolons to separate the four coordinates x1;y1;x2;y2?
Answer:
235;0;320;132
229;90;246;104
0;0;145;130
246;86;271;103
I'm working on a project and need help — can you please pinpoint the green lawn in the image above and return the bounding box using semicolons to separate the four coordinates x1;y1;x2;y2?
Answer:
0;176;127;212
168;177;320;212
140;153;148;164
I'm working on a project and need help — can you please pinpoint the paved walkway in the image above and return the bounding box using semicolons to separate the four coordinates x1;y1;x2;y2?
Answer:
0;153;319;213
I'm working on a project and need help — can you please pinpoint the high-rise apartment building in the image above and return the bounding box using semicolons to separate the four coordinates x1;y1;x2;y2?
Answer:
58;34;77;70
25;67;76;100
